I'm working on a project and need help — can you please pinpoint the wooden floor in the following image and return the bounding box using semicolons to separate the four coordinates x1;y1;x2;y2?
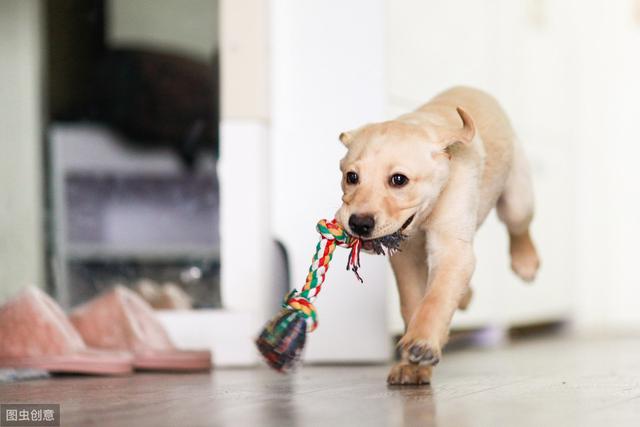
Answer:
3;335;640;427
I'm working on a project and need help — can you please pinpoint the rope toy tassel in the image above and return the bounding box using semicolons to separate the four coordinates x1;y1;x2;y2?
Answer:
255;219;360;372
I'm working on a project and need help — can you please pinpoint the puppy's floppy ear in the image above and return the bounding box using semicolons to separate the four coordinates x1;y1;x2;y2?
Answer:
339;131;354;146
442;107;476;148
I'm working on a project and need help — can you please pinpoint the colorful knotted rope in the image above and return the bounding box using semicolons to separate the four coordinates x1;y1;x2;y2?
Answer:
255;219;363;372
287;219;363;331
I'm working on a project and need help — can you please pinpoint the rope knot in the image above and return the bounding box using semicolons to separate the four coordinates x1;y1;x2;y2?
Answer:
283;290;318;331
316;219;352;246
316;219;363;282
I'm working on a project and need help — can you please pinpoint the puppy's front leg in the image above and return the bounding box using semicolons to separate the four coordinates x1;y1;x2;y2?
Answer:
399;230;475;365
387;233;433;385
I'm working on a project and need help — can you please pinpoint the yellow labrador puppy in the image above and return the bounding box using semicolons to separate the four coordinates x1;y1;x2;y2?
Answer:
335;86;540;385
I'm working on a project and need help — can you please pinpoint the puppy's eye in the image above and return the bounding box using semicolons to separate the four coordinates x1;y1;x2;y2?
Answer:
390;174;409;187
346;171;359;185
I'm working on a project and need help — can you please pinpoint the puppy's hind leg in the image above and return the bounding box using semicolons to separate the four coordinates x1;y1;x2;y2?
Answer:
497;142;540;282
458;286;473;310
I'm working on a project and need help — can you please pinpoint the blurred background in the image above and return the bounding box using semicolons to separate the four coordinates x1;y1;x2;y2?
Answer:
0;0;638;366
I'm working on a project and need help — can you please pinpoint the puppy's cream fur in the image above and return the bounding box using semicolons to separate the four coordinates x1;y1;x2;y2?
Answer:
336;86;539;385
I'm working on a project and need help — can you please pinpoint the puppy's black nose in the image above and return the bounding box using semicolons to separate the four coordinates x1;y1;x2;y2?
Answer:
348;214;375;237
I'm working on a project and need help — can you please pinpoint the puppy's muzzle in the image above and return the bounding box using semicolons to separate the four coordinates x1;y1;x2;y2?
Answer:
348;214;375;237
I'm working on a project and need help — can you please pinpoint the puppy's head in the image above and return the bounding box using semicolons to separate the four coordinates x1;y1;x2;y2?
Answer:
335;107;475;241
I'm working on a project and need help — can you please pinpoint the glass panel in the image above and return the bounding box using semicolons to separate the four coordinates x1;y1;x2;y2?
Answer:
44;0;221;310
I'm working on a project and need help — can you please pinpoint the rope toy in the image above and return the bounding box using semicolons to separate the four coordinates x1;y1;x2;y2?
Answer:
255;218;406;372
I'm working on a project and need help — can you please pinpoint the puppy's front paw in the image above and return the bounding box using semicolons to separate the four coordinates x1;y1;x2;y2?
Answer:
398;334;441;366
387;362;432;385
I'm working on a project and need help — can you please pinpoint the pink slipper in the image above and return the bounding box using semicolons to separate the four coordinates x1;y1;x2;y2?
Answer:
0;287;133;375
69;286;212;372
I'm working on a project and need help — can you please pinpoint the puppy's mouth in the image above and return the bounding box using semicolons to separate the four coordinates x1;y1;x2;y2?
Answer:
361;214;415;255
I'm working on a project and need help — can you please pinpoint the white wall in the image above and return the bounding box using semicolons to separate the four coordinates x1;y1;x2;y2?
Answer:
220;0;268;120
0;0;44;301
571;0;640;330
218;0;274;329
270;0;392;361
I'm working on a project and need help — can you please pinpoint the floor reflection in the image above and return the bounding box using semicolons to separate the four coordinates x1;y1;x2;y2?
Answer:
259;374;300;427
388;384;437;427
